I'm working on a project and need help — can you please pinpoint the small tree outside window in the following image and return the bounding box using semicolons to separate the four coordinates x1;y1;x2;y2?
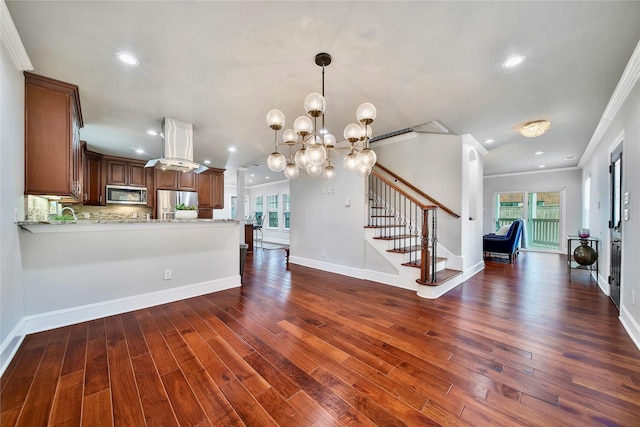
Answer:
267;194;278;228
254;196;263;224
283;193;290;230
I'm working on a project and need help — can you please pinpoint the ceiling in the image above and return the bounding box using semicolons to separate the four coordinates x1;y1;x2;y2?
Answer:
7;1;640;186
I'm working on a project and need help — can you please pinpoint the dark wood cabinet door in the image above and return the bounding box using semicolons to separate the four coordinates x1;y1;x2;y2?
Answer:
177;171;196;191
145;167;155;209
106;160;127;185
83;149;104;205
198;208;213;219
128;163;146;187
212;171;224;209
155;169;178;189
197;172;213;208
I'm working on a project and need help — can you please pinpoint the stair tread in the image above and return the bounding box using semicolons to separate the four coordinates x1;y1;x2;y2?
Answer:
372;234;416;241
401;257;448;267
364;224;406;229
418;268;463;285
371;215;395;218
387;245;422;254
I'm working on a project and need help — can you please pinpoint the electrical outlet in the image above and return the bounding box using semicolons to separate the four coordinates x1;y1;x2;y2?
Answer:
164;269;172;280
83;212;90;219
132;213;138;219
321;249;326;257
13;208;19;223
633;290;636;306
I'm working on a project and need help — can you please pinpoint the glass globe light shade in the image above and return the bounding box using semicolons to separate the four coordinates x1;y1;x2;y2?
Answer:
294;148;310;169
343;152;358;171
283;162;299;179
307;163;323;177
294;116;313;136
282;129;297;145
344;123;361;143
266;109;285;130
323;133;336;148
267;152;286;172
356;103;377;125
323;165;336;179
304;92;326;118
355;163;372;177
359;124;372;141
306;143;327;166
356;148;377;168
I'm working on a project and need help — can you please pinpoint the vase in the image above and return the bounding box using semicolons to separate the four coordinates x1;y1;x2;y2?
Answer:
574;241;597;266
578;228;590;238
175;210;198;220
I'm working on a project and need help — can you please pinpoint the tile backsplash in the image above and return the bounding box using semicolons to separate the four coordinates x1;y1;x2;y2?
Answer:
25;195;152;221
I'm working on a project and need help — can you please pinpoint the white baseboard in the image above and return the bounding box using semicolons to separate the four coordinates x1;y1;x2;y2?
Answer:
23;275;241;335
0;318;26;377
463;260;485;281
597;273;610;296
289;256;365;280
364;270;417;291
620;305;640;352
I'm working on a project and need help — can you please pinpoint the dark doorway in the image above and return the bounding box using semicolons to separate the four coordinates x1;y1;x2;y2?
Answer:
609;145;623;309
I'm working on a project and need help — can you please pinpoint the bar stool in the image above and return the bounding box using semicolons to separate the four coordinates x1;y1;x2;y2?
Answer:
253;216;264;249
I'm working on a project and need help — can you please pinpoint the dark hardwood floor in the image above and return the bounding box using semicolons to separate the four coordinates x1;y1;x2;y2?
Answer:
2;249;639;426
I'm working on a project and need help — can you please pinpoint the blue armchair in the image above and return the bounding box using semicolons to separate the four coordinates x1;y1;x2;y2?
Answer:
483;220;524;263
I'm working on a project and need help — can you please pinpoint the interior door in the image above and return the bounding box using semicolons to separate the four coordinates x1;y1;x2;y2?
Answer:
609;146;622;309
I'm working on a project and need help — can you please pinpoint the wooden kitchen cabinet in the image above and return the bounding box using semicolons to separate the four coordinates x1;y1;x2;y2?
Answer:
82;143;105;205
24;72;83;200
105;157;146;187
155;169;197;191
145;167;155;211
197;168;225;216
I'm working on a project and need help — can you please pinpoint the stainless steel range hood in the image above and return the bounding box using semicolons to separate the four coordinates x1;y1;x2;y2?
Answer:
145;118;208;174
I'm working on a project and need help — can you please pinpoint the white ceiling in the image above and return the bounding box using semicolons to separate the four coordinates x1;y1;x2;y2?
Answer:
7;1;640;186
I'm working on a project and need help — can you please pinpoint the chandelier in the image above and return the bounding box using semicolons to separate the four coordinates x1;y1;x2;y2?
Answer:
266;52;377;179
519;119;551;138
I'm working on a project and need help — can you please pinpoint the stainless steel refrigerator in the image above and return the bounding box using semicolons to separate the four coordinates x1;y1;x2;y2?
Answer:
156;190;198;219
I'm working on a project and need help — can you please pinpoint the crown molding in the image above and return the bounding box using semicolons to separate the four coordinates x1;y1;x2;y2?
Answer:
484;166;580;179
0;0;33;70
579;40;640;168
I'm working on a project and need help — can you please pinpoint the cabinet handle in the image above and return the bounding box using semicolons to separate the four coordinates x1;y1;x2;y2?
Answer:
99;195;102;203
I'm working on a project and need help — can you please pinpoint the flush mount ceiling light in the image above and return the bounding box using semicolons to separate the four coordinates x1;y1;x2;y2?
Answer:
519;120;551;138
502;54;527;68
266;52;377;180
483;139;495;144
116;51;140;66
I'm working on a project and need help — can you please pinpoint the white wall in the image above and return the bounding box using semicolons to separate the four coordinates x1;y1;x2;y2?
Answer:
247;179;291;245
581;71;640;348
213;184;237;220
460;136;486;272
483;168;583;252
290;158;366;275
0;27;26;372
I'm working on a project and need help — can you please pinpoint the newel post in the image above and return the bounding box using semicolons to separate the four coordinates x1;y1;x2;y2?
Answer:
417;208;431;284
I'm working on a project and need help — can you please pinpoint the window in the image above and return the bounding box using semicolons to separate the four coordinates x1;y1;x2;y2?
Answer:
254;196;263;224
267;194;278;228
230;196;237;219
283;193;290;230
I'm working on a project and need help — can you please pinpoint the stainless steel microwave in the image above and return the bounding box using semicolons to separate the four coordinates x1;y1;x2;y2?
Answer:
105;185;148;205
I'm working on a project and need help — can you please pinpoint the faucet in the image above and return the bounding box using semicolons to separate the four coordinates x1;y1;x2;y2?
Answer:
59;207;77;220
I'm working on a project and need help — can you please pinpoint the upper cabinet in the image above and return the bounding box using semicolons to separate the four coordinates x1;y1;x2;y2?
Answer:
155;169;196;191
105;157;146;187
24;72;83;200
82;143;105;206
197;168;225;210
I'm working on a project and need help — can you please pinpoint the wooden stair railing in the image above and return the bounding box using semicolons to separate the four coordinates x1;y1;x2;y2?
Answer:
369;168;439;285
375;162;460;218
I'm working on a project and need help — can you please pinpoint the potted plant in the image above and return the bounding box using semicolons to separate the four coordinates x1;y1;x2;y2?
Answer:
175;203;198;219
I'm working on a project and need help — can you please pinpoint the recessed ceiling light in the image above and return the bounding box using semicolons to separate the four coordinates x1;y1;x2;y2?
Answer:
228;147;236;153
203;160;211;164
146;130;158;136
564;155;576;161
484;139;495;144
265;176;270;179
250;174;255;177
135;148;144;154
249;180;253;183
538;165;546;168
116;51;140;66
535;151;544;155
502;54;527;68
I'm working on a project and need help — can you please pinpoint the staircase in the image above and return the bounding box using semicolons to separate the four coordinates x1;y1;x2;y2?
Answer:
365;164;463;298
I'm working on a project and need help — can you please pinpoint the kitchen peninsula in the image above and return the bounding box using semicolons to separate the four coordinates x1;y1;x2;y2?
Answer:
18;219;240;333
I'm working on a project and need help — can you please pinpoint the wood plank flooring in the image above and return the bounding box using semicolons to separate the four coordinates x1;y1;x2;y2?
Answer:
2;249;639;426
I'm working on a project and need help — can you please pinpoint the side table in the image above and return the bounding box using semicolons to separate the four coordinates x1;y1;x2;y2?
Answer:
567;236;599;282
